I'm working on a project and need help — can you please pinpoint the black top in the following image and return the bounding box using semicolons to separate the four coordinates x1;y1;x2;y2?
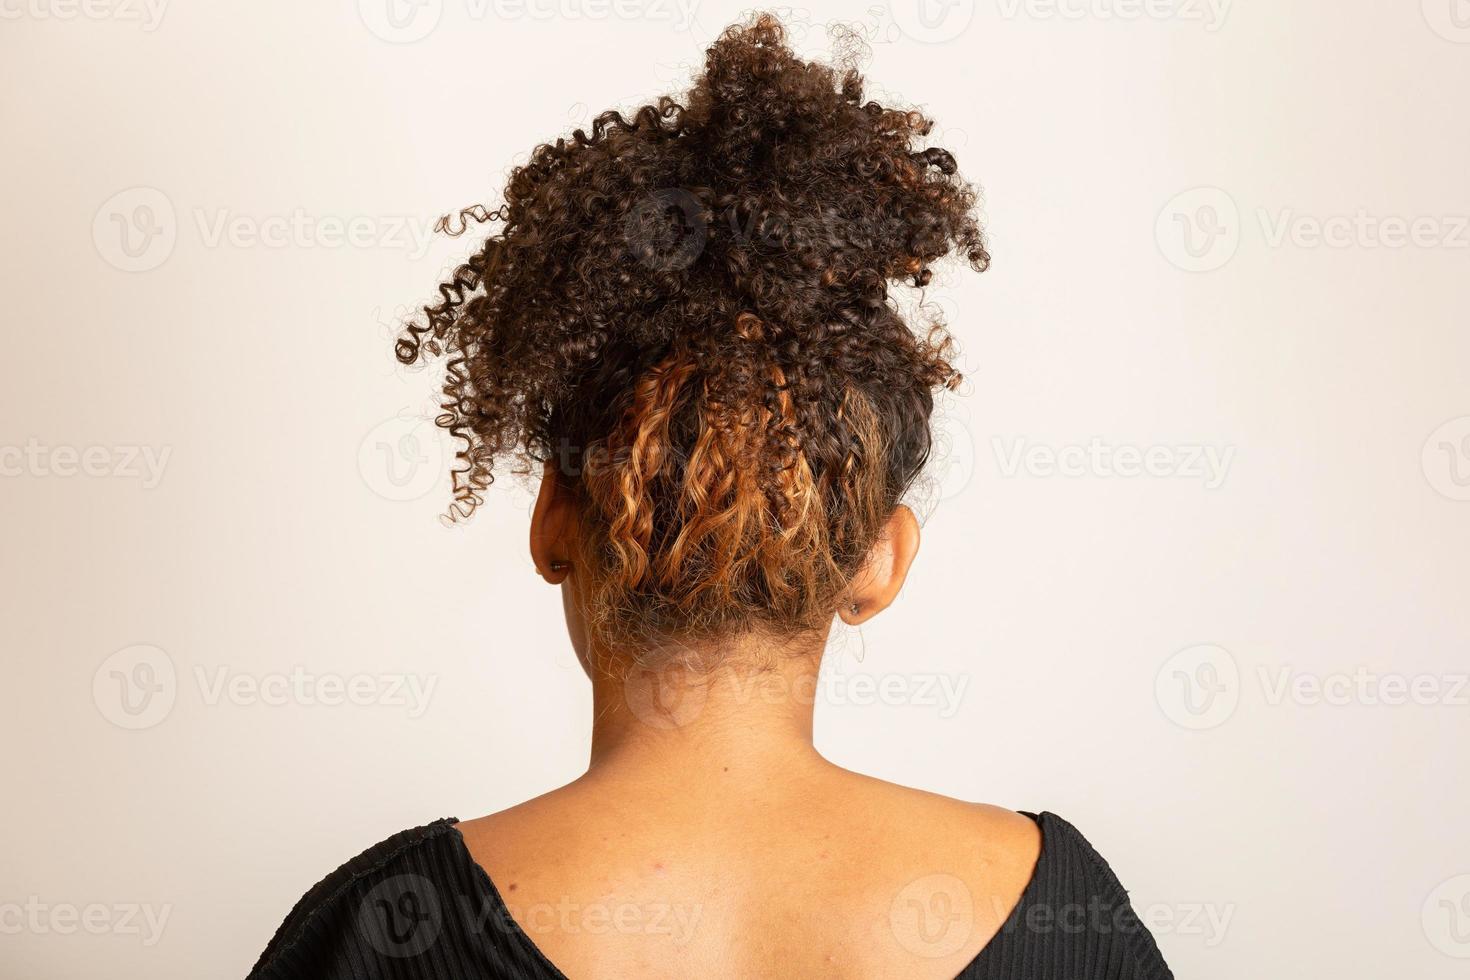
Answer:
247;812;1173;979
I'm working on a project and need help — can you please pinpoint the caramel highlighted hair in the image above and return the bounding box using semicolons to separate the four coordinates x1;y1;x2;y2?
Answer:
396;15;986;651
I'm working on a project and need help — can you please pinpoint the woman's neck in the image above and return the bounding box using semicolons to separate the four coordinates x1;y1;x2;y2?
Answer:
582;639;833;789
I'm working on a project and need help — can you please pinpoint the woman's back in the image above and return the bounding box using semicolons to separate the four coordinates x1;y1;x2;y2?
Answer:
248;773;1172;979
456;764;1043;978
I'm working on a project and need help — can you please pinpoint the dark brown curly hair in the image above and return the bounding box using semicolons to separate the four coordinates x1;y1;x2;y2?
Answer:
396;13;987;655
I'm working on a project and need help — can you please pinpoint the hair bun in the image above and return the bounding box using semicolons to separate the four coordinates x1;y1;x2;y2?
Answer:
397;13;984;652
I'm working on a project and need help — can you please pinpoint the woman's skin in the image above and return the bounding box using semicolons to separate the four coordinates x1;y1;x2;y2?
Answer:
455;471;1041;978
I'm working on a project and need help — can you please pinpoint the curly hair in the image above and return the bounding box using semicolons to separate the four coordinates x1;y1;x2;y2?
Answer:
396;13;987;656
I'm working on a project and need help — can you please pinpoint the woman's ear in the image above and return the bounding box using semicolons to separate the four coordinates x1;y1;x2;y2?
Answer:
530;463;576;585
839;505;921;626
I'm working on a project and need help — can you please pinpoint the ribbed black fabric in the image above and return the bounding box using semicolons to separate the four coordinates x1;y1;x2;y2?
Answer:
247;812;1173;979
963;814;1173;979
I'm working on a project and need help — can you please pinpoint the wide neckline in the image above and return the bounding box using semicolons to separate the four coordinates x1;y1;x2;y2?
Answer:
444;811;1053;979
448;822;571;980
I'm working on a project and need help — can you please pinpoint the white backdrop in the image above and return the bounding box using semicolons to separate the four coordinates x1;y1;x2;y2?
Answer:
3;1;1469;977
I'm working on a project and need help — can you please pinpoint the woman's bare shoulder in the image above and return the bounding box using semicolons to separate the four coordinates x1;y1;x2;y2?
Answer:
827;770;1042;888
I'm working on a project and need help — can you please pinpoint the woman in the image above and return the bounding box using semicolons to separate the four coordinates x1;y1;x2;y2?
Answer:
248;15;1173;979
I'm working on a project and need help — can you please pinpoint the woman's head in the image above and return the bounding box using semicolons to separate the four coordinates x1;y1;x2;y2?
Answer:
397;14;986;665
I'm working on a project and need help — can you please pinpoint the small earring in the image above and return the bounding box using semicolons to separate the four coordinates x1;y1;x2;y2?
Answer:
549;560;568;573
849;602;861;615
